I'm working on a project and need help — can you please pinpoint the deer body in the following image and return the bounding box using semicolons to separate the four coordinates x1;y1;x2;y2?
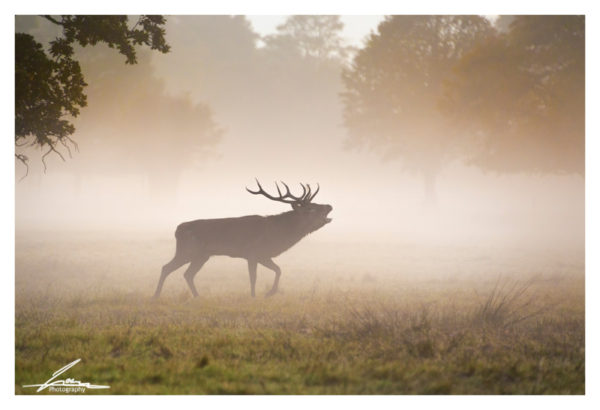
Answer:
153;181;332;298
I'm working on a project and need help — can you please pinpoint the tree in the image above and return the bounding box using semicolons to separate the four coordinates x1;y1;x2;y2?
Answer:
152;15;351;174
70;45;222;199
444;16;584;175
341;16;494;204
260;15;350;107
146;15;353;179
493;15;515;33
152;15;259;105
15;15;170;174
263;15;350;61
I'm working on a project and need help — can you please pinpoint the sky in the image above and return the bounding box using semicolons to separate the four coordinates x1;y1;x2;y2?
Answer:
247;15;384;47
247;15;499;47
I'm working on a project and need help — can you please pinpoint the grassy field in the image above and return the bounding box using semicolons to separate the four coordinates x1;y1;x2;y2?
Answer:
15;231;584;394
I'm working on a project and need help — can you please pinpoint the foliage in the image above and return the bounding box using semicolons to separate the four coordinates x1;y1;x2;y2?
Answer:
15;15;170;172
342;15;584;200
341;16;494;203
15;33;87;171
69;46;222;195
444;16;584;174
264;15;350;61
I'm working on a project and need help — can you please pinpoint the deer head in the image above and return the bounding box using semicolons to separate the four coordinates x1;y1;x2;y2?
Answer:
246;179;333;231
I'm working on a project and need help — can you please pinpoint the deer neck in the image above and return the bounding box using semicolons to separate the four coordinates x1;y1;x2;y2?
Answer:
266;211;314;249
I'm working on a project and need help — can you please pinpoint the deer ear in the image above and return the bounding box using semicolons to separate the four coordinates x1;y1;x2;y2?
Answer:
291;203;300;210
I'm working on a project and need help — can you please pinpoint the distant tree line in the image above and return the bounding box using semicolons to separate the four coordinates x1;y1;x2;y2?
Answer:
14;15;348;195
16;15;584;204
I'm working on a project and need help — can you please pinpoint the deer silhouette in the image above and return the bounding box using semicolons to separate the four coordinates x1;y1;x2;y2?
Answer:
153;180;333;298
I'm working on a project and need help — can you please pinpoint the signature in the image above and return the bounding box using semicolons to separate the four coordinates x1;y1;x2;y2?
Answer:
22;359;110;393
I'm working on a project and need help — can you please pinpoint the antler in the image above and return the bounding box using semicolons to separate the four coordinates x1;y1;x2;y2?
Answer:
296;183;320;203
246;179;320;205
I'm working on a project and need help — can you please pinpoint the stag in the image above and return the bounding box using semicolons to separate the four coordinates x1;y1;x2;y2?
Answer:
153;180;333;298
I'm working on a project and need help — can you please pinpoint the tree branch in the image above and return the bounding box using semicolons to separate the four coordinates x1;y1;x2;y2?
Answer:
41;15;64;26
59;139;73;158
65;135;79;152
15;154;29;181
41;143;66;173
129;16;143;32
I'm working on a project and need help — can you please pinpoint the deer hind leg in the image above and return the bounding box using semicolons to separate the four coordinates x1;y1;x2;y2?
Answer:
260;259;281;298
153;255;188;299
248;260;257;298
184;256;209;298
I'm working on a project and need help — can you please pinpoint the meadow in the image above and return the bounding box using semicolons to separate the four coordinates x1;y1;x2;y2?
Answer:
15;231;584;394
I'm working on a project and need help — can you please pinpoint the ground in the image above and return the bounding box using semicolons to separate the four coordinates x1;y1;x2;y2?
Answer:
15;231;584;394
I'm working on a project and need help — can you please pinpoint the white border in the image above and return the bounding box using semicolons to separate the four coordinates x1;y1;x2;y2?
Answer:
3;1;598;409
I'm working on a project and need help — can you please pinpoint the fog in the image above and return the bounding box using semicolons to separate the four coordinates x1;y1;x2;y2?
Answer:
15;15;584;253
13;16;587;397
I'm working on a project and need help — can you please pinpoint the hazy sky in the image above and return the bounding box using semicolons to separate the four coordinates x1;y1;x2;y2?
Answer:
247;15;384;46
247;15;499;47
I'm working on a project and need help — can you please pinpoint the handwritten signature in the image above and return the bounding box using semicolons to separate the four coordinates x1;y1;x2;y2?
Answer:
22;359;110;393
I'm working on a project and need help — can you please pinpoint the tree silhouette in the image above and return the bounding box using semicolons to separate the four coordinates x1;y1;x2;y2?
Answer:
263;15;350;61
341;16;494;204
259;14;350;115
69;45;222;198
255;14;351;147
444;15;584;175
152;15;350;173
15;15;170;175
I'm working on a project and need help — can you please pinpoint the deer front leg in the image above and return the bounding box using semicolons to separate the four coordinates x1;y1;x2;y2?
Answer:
247;260;257;297
259;259;281;297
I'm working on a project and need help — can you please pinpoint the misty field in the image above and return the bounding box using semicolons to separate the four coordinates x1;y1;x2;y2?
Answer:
15;231;584;394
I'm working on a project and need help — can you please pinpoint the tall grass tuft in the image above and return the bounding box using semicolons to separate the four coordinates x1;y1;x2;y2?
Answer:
472;276;544;328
